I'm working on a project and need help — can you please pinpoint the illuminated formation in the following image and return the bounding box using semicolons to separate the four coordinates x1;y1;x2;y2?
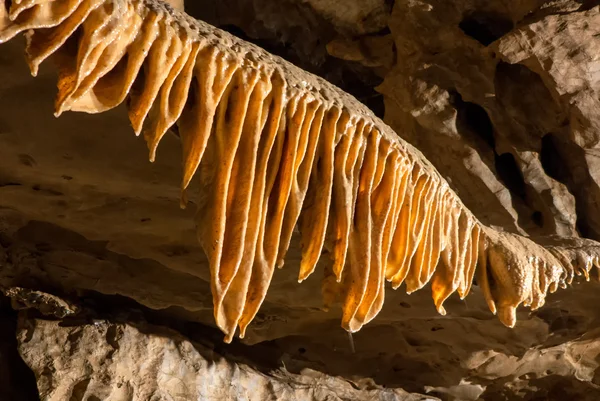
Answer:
1;0;599;342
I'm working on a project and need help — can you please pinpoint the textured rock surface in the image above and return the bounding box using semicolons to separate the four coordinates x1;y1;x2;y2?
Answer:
369;0;600;242
2;0;600;400
7;283;600;400
16;312;431;400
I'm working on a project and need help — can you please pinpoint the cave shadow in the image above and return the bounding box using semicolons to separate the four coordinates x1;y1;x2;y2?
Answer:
459;11;514;46
451;90;542;230
0;295;40;401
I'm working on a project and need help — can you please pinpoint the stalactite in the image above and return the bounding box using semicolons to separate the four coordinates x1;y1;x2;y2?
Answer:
2;0;600;343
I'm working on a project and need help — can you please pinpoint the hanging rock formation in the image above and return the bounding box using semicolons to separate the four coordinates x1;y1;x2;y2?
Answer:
1;0;600;346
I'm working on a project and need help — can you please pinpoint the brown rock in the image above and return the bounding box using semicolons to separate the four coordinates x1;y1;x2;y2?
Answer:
371;0;599;240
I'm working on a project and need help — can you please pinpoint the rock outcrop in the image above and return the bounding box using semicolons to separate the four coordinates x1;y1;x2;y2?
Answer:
15;303;431;400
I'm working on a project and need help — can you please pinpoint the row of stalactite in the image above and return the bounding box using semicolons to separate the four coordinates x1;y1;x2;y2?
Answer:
2;0;600;342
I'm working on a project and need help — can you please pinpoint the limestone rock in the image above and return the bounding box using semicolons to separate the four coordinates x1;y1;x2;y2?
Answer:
370;0;600;241
17;315;433;401
9;285;600;400
494;6;600;239
302;0;390;34
3;287;80;318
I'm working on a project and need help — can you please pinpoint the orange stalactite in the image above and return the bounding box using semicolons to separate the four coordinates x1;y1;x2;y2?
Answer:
2;0;600;343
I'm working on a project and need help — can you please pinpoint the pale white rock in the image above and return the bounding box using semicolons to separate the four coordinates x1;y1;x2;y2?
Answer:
17;316;434;401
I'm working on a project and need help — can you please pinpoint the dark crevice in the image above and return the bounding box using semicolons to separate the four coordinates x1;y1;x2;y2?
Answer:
495;152;526;200
486;256;498;292
531;211;544;228
69;378;91;401
493;62;573;231
218;24;290;59
186;2;385;119
451;91;495;149
105;325;120;349
459;11;514;46
540;133;569;184
223;84;238;124
61;25;83;59
186;76;199;110
218;24;251;41
0;296;40;401
450;90;544;232
320;59;386;119
169;122;180;138
539;134;595;239
577;0;600;12
0;182;21;187
346;59;389;117
576;217;592;239
373;26;391;36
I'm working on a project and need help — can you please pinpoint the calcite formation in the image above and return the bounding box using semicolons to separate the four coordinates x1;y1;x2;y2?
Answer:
2;0;600;343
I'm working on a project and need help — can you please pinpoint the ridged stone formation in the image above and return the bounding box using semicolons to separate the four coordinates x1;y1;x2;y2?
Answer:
2;0;600;343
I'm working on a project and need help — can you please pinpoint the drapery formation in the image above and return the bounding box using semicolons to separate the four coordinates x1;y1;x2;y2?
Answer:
1;0;599;343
